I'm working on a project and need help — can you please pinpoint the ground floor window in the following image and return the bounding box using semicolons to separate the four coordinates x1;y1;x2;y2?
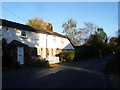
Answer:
51;49;53;56
39;48;43;58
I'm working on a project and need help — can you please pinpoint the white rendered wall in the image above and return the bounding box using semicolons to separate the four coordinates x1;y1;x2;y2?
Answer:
2;26;74;63
62;38;74;50
2;26;74;50
2;26;37;47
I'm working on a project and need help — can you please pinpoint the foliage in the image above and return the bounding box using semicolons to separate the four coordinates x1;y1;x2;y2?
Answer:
115;46;120;58
27;17;53;31
26;50;50;67
62;19;81;46
87;28;108;44
104;36;120;76
115;36;120;59
57;50;75;63
74;45;99;61
109;37;118;52
95;28;108;43
103;43;113;55
86;28;108;57
27;59;49;67
62;18;97;46
83;22;97;42
68;28;109;61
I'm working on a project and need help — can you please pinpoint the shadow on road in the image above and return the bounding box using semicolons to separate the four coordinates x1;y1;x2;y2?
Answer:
2;54;116;88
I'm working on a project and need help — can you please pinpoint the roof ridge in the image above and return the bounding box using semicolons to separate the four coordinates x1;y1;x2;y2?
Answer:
1;19;67;38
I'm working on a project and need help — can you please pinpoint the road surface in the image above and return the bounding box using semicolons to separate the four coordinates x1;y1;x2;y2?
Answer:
2;54;114;88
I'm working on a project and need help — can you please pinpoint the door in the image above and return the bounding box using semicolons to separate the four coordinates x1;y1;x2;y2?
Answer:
17;47;24;64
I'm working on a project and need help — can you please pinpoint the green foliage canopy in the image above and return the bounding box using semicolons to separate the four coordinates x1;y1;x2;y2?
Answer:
86;28;108;57
87;28;108;45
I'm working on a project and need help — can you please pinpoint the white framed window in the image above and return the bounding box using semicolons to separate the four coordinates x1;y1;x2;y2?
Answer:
20;30;28;39
40;48;43;57
37;47;40;55
21;31;26;37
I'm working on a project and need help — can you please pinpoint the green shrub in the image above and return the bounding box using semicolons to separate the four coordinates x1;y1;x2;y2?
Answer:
27;60;49;67
57;50;75;63
115;46;120;59
100;43;113;56
74;45;99;61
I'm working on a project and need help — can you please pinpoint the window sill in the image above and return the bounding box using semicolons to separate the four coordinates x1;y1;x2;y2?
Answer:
20;36;28;39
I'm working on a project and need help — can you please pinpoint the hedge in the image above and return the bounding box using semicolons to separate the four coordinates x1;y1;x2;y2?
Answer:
57;50;75;63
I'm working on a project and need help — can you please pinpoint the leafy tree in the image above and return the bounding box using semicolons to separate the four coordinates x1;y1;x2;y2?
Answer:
95;28;108;43
27;17;53;31
86;28;108;57
62;19;96;46
116;37;120;59
83;22;97;42
62;19;82;46
109;37;118;52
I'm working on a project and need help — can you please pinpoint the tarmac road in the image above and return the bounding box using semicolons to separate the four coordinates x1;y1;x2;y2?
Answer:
2;54;115;88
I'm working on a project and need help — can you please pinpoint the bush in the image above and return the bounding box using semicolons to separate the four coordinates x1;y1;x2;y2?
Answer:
57;50;75;63
115;46;120;59
103;43;113;55
27;59;49;67
104;36;120;76
74;45;99;61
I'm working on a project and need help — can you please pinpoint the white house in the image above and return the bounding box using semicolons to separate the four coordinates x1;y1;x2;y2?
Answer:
1;19;74;65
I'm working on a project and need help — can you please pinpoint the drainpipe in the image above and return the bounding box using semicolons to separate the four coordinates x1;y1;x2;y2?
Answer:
46;34;48;59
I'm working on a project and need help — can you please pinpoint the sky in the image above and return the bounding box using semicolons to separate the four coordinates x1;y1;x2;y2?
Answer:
1;2;118;38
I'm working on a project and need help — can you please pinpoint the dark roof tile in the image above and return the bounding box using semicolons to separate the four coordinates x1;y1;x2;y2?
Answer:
1;19;67;38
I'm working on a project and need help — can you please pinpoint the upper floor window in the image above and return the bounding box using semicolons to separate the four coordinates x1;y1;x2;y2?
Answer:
21;31;26;37
20;30;28;39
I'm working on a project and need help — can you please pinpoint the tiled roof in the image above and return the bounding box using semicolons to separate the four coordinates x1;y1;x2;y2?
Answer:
8;40;28;47
0;19;67;38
